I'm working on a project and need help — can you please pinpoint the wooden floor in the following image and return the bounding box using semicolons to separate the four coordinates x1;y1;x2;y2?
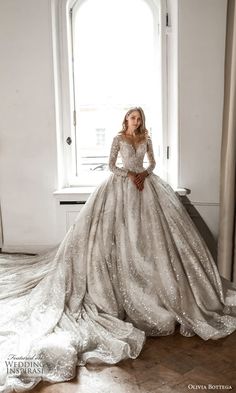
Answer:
32;329;236;393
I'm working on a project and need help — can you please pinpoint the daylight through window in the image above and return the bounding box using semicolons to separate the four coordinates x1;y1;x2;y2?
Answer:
70;0;162;185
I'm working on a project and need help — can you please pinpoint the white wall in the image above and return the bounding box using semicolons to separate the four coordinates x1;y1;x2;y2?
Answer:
0;0;227;251
166;0;179;187
168;0;227;240
0;0;58;251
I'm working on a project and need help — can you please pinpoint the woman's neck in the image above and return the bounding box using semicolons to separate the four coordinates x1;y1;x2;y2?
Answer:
125;129;136;136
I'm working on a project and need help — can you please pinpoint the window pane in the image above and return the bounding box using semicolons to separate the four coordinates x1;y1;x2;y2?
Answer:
72;0;161;185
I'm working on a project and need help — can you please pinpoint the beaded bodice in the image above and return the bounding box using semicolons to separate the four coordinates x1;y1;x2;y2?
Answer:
108;135;156;177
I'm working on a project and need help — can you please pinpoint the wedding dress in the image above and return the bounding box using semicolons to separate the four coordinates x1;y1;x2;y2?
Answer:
0;134;236;393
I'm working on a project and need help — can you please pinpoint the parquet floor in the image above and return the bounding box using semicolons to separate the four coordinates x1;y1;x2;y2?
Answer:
32;329;236;393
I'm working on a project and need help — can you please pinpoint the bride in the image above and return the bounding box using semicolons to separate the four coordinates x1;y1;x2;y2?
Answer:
0;107;236;392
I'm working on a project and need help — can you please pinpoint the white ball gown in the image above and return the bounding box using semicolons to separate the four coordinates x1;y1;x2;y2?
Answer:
0;134;236;392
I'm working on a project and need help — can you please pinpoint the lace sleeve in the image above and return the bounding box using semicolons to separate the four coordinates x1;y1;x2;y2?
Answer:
146;137;156;175
108;136;129;177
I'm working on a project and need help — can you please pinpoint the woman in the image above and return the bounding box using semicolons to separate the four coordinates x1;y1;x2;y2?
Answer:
0;107;236;393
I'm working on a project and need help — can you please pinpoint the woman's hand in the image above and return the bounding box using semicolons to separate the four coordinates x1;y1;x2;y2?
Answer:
128;171;148;191
134;171;148;191
128;171;141;190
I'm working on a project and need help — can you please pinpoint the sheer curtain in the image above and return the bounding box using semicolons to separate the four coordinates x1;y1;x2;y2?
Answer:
218;0;236;282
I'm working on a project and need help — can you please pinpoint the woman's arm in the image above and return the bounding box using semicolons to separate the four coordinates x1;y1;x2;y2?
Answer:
135;137;156;190
108;136;129;177
145;137;156;175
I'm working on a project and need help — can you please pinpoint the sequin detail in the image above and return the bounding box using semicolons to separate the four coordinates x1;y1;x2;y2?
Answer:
0;136;236;392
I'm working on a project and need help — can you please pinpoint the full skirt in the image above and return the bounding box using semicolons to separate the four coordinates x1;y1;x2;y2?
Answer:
0;173;236;392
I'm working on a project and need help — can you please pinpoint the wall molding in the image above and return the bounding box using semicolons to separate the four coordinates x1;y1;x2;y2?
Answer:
183;201;220;207
1;244;57;254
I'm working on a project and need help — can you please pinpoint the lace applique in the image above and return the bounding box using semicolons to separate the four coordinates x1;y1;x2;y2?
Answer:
146;137;156;174
120;134;146;152
108;135;156;176
108;136;129;177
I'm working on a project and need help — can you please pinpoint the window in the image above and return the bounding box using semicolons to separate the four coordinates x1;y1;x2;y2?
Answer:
51;0;167;188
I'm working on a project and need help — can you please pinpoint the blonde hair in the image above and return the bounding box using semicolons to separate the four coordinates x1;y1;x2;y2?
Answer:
119;107;149;140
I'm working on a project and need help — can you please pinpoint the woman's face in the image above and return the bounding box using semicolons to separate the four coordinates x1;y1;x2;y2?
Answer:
126;110;142;131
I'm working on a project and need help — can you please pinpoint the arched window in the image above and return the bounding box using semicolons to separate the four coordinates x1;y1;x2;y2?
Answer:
51;0;167;187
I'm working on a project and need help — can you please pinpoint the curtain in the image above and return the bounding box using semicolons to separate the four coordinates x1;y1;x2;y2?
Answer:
0;200;3;249
218;0;236;282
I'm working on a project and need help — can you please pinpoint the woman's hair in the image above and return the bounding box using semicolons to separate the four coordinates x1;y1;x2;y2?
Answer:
119;107;149;139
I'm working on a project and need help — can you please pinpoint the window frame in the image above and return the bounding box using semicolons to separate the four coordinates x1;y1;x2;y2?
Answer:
51;0;169;188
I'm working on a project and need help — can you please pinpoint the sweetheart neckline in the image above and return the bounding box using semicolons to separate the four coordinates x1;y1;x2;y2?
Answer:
120;138;147;153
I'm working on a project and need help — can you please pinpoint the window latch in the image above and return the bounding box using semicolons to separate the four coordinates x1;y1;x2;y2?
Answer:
166;13;169;27
66;137;72;145
167;146;170;159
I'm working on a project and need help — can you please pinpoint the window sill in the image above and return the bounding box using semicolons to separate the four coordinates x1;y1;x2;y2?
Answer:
53;186;190;201
53;187;96;202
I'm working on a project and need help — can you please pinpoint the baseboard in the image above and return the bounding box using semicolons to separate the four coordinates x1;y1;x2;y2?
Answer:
1;244;57;254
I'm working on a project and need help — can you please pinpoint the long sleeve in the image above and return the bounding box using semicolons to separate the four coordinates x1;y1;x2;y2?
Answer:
146;137;156;175
108;136;129;177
